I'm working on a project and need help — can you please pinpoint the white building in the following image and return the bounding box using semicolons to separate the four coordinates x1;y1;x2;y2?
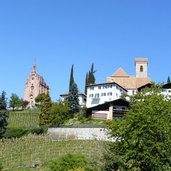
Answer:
60;93;86;107
86;82;127;108
107;58;151;96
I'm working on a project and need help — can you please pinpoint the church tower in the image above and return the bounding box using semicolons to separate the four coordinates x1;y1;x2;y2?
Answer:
135;58;148;78
24;64;49;108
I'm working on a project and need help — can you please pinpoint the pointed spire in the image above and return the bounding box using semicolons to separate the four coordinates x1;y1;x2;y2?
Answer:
32;59;37;73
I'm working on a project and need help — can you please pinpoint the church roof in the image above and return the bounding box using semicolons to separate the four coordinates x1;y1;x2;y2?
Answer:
112;67;129;77
108;76;151;89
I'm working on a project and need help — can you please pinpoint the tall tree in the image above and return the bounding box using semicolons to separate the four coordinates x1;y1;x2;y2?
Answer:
87;63;96;85
167;76;171;83
38;93;52;126
0;91;8;138
9;93;22;111
84;72;88;95
85;63;96;95
67;83;80;116
105;85;171;171
69;64;74;92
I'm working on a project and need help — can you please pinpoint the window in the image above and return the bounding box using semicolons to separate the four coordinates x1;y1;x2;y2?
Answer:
89;94;94;98
140;65;143;72
98;86;101;89
90;87;94;91
95;93;99;98
107;92;112;96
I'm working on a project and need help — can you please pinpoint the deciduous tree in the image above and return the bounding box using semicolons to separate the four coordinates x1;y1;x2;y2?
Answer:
38;93;52;126
105;85;171;171
9;93;22;111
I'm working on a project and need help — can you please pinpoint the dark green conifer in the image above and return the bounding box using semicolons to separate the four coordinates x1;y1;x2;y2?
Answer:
0;91;8;137
67;83;80;116
69;64;74;91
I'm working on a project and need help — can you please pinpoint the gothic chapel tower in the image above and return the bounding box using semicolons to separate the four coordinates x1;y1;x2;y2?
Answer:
135;58;148;78
24;64;49;108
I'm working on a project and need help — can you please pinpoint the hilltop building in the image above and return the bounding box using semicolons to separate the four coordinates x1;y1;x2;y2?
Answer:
107;58;151;96
86;58;152;119
24;64;49;108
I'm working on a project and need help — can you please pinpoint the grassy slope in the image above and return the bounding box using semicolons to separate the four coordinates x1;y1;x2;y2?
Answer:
0;134;105;170
8;111;40;128
1;111;105;170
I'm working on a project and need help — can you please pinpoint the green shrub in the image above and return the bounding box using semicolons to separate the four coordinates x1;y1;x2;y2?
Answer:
30;126;48;135
3;127;29;138
49;154;87;171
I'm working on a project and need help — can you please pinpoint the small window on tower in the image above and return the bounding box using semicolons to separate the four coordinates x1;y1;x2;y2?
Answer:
31;85;34;90
140;65;143;72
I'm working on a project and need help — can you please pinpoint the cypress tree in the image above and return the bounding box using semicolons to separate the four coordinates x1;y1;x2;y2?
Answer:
167;76;171;83
0;91;8;137
90;63;95;84
87;63;96;86
85;72;88;95
69;64;74;91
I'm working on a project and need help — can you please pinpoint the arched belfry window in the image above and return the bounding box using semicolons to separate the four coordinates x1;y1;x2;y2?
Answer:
140;65;143;72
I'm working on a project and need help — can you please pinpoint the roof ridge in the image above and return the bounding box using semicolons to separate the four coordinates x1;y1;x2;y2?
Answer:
112;67;129;77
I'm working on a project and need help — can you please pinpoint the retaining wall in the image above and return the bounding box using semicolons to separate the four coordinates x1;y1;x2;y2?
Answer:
48;128;115;141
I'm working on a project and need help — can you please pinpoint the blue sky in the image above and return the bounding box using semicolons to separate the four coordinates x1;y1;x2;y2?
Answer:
0;0;171;101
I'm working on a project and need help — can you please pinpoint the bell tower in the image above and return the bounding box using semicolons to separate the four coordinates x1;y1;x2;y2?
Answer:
135;58;148;78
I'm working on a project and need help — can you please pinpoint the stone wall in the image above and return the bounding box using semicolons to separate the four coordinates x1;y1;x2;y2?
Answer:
48;128;115;141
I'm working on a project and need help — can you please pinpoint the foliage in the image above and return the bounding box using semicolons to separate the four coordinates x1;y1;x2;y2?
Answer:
50;100;70;126
49;153;97;171
85;64;96;94
30;126;48;135
3;126;29;138
49;153;87;171
69;64;75;92
9;93;23;111
67;83;80;115
105;85;171;171
0;91;8;138
3;126;47;138
38;93;52;126
85;72;89;95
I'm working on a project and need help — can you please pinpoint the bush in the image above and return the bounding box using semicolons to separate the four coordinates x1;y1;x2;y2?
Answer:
2;126;48;138
3;127;29;138
30;126;48;135
49;154;87;171
50;101;70;126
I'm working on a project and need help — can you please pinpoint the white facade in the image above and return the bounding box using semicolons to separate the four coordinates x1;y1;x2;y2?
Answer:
161;84;171;98
86;82;127;108
60;93;86;107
